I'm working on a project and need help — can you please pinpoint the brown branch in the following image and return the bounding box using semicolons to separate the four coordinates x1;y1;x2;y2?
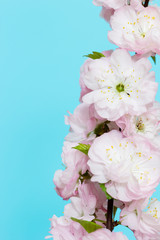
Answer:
106;199;114;231
143;0;150;7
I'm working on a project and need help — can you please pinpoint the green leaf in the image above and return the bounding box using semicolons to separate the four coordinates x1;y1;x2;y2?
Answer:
73;143;91;155
71;218;103;233
99;183;112;200
84;51;105;60
151;56;156;64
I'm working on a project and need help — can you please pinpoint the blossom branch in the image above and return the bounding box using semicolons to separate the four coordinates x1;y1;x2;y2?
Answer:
50;0;160;239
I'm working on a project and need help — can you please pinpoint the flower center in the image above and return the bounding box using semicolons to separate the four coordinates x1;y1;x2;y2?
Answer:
116;83;125;93
136;119;145;131
141;32;146;38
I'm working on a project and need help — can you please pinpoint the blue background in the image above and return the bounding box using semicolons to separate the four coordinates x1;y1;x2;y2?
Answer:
0;0;160;239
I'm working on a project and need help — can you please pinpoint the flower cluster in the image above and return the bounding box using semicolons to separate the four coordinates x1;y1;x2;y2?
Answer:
48;0;160;239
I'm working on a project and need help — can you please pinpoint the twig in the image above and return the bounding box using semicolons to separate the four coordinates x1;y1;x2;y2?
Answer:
143;0;150;7
106;199;114;231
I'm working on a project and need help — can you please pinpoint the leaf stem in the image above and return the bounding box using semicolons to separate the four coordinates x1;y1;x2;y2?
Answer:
113;221;121;227
106;199;114;231
93;219;106;224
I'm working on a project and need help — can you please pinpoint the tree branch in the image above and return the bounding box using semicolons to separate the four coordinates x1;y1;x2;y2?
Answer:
106;199;114;231
143;0;150;7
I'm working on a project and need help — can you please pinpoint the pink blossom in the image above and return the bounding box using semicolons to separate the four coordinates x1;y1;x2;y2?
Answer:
98;0;144;22
130;0;145;11
108;6;160;54
88;130;160;202
65;103;98;142
48;216;129;240
79;59;92;103
64;196;96;221
80;50;113;102
120;198;149;231
53;142;89;200
117;103;160;137
64;182;108;222
100;7;115;22
93;0;144;10
116;102;160;149
65;102;119;142
120;198;160;239
63;182;123;225
47;215;87;240
64;183;97;221
82;228;128;240
93;0;126;10
81;49;157;121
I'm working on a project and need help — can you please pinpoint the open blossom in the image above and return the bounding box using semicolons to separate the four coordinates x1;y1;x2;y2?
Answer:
65;103;98;142
65;102;119;142
48;216;87;240
64;196;96;221
108;6;160;54
64;182;107;221
88;130;160;202
82;49;157;121
94;0;144;22
64;183;97;221
83;228;129;240
64;182;123;223
93;0;126;10
53;142;89;200
120;198;160;239
116;102;160;148
93;0;143;10
80;50;113;101
48;216;129;240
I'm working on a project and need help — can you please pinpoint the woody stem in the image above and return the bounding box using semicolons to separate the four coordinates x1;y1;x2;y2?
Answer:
143;0;150;7
106;199;114;231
